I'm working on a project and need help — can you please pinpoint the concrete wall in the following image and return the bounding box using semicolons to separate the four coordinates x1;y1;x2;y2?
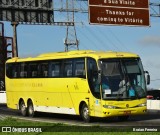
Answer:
0;91;6;104
147;100;160;110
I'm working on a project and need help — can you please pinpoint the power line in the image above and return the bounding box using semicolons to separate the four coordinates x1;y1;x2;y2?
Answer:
107;27;130;52
151;79;160;81
78;26;102;50
94;26;120;51
85;26;110;50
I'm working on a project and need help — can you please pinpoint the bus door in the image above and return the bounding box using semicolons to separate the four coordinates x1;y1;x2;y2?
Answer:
87;58;102;117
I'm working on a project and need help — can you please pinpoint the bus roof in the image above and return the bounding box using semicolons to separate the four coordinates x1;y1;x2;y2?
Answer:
6;50;139;63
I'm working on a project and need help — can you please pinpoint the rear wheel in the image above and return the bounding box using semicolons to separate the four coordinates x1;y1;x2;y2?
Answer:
80;103;90;122
19;100;27;116
28;101;35;117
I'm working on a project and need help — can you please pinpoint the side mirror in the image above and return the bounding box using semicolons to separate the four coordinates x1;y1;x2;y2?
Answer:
147;74;150;85
145;71;150;85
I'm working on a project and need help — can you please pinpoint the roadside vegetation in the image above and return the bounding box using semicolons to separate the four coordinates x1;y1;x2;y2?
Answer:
0;117;159;135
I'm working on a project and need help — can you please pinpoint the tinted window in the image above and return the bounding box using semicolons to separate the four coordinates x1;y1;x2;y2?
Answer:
6;64;13;78
40;62;49;77
75;59;86;78
29;63;39;78
6;58;86;79
64;60;73;77
12;64;19;78
20;63;28;78
49;61;62;77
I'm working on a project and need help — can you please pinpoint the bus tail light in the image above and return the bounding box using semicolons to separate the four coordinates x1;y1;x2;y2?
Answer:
147;95;153;99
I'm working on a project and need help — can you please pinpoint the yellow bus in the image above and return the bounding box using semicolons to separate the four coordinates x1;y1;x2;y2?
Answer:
5;50;150;122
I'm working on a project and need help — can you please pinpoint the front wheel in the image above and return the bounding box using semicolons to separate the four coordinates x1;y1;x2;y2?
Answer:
28;101;35;117
80;103;90;122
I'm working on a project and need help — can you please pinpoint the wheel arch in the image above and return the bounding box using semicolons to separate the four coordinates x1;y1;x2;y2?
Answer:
27;98;33;106
27;98;36;111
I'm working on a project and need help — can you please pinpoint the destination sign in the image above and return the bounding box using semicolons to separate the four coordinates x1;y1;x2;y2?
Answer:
89;0;150;26
89;0;149;8
89;6;149;26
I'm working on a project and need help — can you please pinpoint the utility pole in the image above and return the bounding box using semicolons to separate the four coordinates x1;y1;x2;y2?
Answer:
11;22;18;57
64;0;79;52
0;22;5;91
0;22;13;91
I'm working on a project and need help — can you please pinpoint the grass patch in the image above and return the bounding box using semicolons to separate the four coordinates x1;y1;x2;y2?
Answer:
0;117;159;135
0;117;63;126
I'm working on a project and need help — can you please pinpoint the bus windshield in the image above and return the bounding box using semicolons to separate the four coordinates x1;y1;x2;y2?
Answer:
100;58;146;100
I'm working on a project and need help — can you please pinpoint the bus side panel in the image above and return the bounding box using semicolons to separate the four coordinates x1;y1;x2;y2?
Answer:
6;78;27;109
6;77;93;116
62;78;91;115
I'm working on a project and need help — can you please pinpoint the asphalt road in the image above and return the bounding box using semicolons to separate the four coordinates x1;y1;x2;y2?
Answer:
0;104;160;127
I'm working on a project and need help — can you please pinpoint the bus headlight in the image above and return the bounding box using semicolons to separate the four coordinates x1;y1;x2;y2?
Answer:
103;105;116;109
138;103;146;107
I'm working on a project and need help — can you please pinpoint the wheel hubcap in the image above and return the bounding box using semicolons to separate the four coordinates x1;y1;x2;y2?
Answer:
21;105;25;111
83;107;89;119
29;106;33;115
20;103;26;115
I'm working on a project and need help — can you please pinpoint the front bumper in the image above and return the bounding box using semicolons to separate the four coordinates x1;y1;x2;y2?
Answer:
101;106;147;117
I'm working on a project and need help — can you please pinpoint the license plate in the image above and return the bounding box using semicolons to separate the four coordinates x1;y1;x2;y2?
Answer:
124;111;131;115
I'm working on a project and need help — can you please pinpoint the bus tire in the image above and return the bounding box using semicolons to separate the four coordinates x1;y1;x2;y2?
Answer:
28;101;35;117
80;103;90;122
118;116;129;121
19;100;27;117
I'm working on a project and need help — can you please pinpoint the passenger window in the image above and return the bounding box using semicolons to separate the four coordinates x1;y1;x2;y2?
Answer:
12;64;19;78
75;59;86;78
20;63;28;78
6;64;13;78
29;63;38;78
40;63;48;77
50;62;61;77
64;60;73;77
